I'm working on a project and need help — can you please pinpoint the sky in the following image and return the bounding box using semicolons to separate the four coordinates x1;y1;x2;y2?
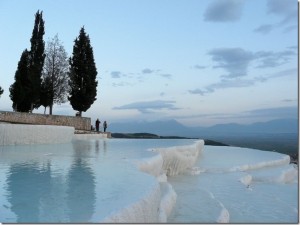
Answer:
0;0;298;127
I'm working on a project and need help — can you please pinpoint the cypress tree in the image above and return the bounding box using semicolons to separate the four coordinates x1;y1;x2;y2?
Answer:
9;49;32;112
28;10;45;110
0;86;3;97
68;27;98;116
9;10;45;112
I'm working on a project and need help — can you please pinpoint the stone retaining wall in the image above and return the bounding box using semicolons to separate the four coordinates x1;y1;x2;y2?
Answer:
0;111;91;131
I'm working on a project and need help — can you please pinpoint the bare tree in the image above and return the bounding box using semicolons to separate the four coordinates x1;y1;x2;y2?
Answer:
41;34;69;114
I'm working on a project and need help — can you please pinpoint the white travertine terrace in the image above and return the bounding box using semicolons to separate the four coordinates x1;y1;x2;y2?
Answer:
0;124;74;145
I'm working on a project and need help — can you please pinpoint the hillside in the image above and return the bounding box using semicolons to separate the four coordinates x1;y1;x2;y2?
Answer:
111;132;229;146
109;118;298;137
109;118;298;155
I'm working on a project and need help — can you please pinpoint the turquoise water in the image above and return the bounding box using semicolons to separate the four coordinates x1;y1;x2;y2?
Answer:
168;146;298;223
0;138;298;223
0;138;194;223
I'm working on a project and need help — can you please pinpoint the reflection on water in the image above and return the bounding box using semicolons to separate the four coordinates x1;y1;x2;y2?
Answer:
95;140;107;156
1;138;180;223
95;140;100;153
103;140;107;154
67;140;96;222
6;162;52;222
66;158;96;222
4;140;96;223
72;140;92;158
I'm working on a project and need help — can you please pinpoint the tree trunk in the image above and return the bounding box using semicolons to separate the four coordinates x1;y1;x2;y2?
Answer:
49;104;53;115
30;103;34;113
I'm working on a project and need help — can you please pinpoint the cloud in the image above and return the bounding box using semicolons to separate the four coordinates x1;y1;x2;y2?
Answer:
253;24;274;34
141;68;161;74
266;68;297;79
189;77;259;95
142;68;155;74
204;0;245;22
113;100;180;113
112;81;132;87
282;25;297;33
159;74;172;79
110;71;132;86
254;50;296;68
110;71;125;78
110;68;172;85
208;48;254;78
267;0;297;25
188;67;297;96
282;99;297;103
176;106;297;122
287;45;297;50
242;106;298;119
141;68;172;79
254;0;297;34
199;47;297;95
188;88;207;95
192;65;207;70
160;92;166;97
208;47;297;77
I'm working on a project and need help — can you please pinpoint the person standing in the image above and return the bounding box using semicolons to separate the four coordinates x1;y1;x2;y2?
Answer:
103;121;107;132
95;119;100;132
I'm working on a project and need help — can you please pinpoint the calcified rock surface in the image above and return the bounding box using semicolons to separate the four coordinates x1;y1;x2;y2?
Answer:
0;124;74;145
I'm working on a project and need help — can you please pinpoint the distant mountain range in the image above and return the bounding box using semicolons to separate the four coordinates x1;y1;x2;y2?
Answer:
109;118;298;138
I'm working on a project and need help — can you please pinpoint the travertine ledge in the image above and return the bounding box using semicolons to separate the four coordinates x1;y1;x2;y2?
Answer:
0;124;74;145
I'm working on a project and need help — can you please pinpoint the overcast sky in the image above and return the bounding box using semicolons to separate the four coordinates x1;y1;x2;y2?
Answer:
0;0;298;127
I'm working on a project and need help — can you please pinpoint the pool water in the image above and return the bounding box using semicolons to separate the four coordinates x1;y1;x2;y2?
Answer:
0;138;194;223
168;146;298;223
0;138;298;223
